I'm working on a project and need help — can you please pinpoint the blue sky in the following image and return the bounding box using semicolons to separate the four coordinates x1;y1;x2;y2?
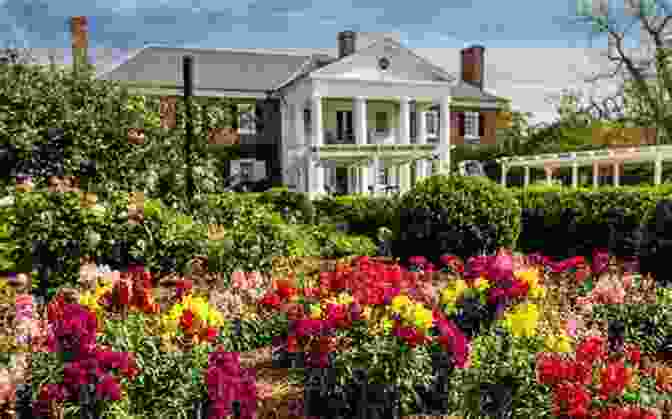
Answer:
0;0;653;52
2;0;666;123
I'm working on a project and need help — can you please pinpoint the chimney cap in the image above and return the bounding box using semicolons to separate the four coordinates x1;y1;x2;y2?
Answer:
462;44;485;51
338;30;356;39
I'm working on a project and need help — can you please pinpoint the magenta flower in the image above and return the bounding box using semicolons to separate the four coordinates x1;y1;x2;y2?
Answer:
592;248;610;275
96;374;122;401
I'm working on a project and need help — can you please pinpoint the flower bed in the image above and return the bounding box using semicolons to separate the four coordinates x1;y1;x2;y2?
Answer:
1;248;671;418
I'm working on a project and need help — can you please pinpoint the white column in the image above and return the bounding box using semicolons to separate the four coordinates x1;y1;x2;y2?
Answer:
354;96;368;194
310;94;325;196
655;152;663;185
416;106;428;181
613;162;620;187
372;155;380;195
571;161;579;188
593;162;599;188
501;164;508;187
524;166;530;188
398;97;411;192
295;103;307;193
439;96;451;175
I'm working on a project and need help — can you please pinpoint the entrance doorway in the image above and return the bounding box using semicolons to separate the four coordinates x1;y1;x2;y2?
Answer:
335;167;348;195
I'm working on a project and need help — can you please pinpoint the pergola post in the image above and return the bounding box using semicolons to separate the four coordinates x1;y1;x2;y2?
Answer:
592;162;599;188
655;152;663;185
571;161;579;188
500;164;508;187
523;166;530;188
544;165;554;186
612;162;620;187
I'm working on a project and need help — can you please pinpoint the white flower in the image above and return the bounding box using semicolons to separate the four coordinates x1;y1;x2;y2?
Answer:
0;195;14;207
90;204;107;217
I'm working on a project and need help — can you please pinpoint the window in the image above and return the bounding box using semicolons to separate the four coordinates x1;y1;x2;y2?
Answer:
426;111;439;137
464;111;479;138
375;112;388;133
379;167;389;185
336;111;353;141
304;109;311;134
238;105;256;134
410;111;417;139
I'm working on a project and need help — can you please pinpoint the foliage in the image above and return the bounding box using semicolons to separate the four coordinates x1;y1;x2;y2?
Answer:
592;294;672;354
393;174;522;262
312;194;401;240
95;312;210;419
217;312;289;353
0;62;236;205
449;325;553;419
255;187;315;224
329;328;435;416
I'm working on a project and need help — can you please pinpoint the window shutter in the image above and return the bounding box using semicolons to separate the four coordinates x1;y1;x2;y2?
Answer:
458;113;465;137
410;111;417;138
337;111;343;140
346;111;353;139
479;113;485;137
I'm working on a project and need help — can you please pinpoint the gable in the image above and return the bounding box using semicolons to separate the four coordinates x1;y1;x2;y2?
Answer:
309;39;453;83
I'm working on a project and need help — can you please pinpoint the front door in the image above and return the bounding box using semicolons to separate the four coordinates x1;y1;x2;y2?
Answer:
335;167;348;195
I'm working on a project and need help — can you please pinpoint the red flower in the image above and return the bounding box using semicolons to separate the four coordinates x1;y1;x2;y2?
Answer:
552;382;591;419
260;292;282;309
205;327;218;343
117;282;130;306
625;345;641;366
286;336;299;353
576;336;607;365
180;310;195;331
599;358;628;399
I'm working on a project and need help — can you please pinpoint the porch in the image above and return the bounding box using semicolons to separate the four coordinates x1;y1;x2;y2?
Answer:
282;83;453;197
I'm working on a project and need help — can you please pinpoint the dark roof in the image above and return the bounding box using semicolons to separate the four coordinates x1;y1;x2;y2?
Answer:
99;46;317;92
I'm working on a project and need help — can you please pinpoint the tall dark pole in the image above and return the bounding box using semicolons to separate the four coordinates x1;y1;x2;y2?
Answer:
183;56;195;210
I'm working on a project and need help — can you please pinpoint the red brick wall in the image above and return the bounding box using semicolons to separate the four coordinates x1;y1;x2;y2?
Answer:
449;109;498;146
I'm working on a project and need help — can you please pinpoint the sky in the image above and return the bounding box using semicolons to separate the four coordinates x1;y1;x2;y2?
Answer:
2;0;669;124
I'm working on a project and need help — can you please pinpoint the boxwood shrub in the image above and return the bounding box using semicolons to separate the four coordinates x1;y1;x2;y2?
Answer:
392;174;521;263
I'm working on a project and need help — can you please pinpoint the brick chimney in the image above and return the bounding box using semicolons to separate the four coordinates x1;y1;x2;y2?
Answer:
337;31;357;58
70;16;89;73
461;45;485;89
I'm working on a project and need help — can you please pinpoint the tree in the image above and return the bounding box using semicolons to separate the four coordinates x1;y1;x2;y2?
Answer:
0;58;236;208
570;0;672;144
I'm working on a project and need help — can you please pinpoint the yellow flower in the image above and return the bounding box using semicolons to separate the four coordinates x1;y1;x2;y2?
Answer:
474;277;491;292
309;304;322;319
391;295;412;313
440;279;468;306
515;269;546;299
337;293;354;306
545;332;573;353
504;303;539;338
412;305;433;330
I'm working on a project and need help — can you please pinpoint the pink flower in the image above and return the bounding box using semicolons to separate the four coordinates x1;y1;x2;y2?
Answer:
231;271;247;289
565;318;577;338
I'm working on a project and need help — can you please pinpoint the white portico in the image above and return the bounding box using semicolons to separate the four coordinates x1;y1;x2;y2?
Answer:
280;36;454;198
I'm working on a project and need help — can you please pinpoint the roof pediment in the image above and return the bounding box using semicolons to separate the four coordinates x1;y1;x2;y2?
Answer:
309;38;455;83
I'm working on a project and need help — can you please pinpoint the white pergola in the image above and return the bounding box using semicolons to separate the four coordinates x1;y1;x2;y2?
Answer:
496;144;672;188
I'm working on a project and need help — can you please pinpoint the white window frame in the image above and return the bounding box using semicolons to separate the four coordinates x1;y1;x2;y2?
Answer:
464;111;479;140
238;104;256;135
426;111;439;138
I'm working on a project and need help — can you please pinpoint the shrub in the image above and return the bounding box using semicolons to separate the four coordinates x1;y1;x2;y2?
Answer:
255;187;315;224
205;193;316;279
392;174;521;263
312;194;400;239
